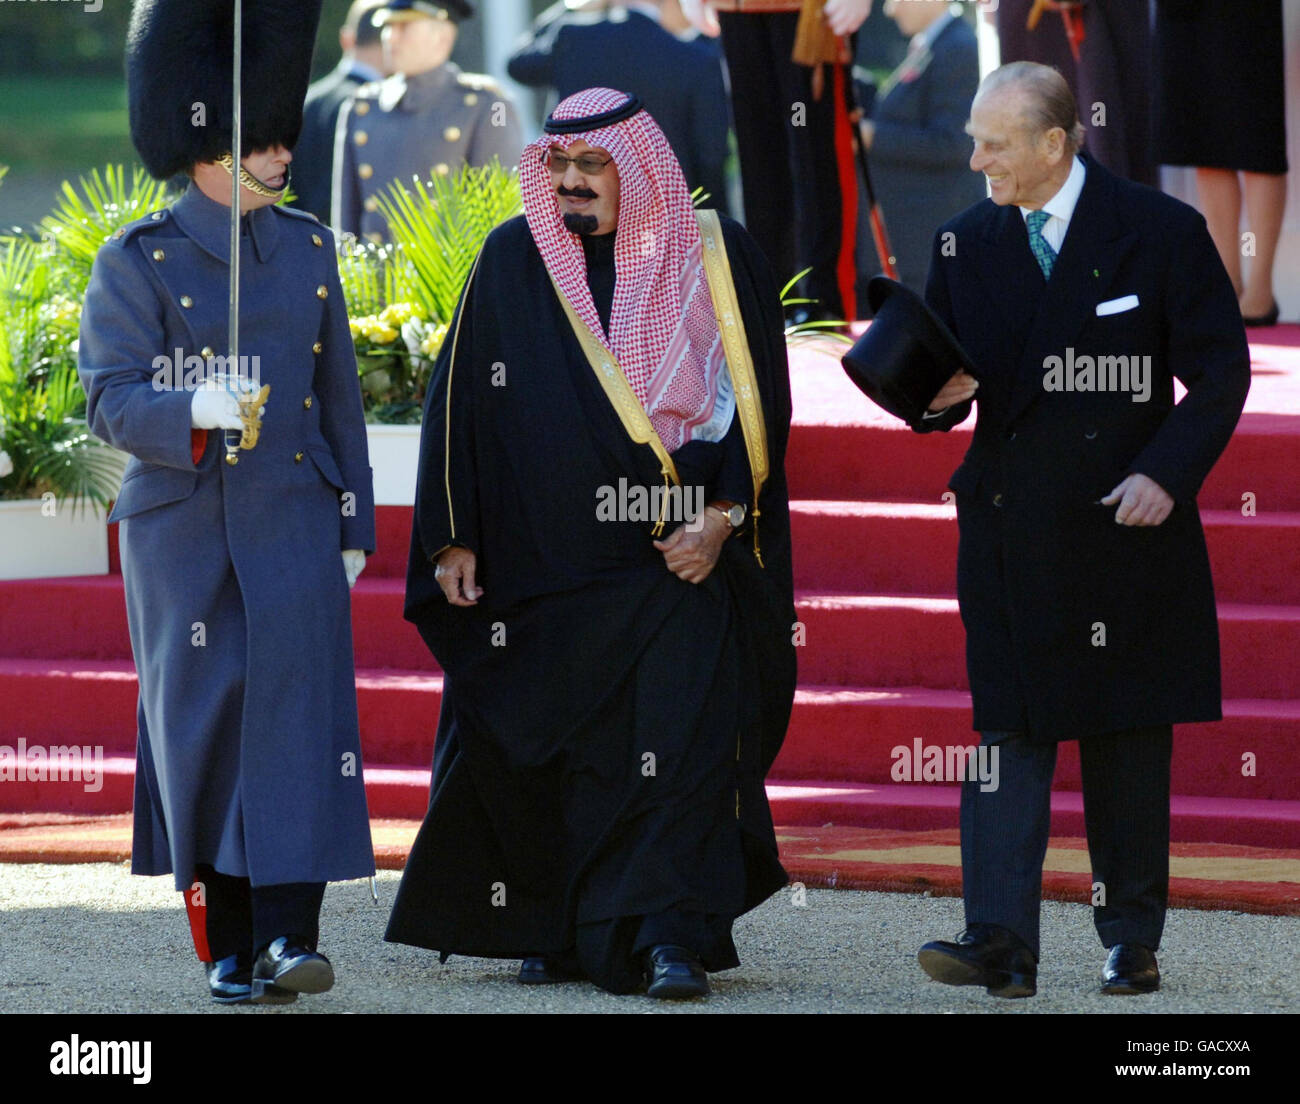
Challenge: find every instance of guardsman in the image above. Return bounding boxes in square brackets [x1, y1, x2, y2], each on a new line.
[333, 0, 525, 242]
[78, 0, 376, 1005]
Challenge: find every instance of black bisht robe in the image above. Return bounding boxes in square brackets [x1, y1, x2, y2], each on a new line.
[385, 213, 796, 993]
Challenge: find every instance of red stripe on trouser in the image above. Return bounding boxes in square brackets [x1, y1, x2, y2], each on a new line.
[831, 63, 859, 321]
[183, 878, 212, 963]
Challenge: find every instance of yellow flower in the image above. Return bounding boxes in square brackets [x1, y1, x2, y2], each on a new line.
[420, 323, 449, 357]
[379, 302, 421, 327]
[368, 323, 399, 345]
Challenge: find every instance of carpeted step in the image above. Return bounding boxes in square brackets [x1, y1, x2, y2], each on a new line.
[781, 340, 1300, 510]
[788, 501, 1300, 605]
[792, 593, 1300, 698]
[3, 659, 1297, 801]
[3, 751, 1295, 849]
[762, 782, 1300, 849]
[5, 578, 1295, 699]
[776, 687, 1300, 801]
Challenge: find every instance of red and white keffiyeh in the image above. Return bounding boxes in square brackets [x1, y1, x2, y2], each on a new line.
[520, 87, 729, 453]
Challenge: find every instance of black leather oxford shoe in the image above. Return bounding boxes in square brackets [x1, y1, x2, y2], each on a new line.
[518, 955, 584, 985]
[644, 944, 709, 999]
[251, 936, 334, 1004]
[917, 923, 1038, 998]
[206, 952, 252, 1004]
[1102, 944, 1160, 995]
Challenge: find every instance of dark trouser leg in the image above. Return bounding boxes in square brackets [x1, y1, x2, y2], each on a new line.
[252, 882, 326, 953]
[187, 863, 253, 963]
[961, 731, 1056, 957]
[718, 13, 797, 286]
[1079, 724, 1172, 950]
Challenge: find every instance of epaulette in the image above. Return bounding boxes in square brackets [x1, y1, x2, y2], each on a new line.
[456, 71, 501, 94]
[274, 203, 322, 226]
[108, 207, 173, 246]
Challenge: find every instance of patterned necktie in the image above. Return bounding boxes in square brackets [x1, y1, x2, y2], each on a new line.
[1026, 209, 1056, 280]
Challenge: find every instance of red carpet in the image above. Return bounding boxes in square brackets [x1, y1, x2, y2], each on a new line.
[2, 813, 1296, 917]
[1, 326, 1297, 855]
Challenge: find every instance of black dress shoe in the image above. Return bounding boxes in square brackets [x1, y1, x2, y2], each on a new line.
[644, 944, 709, 999]
[518, 955, 583, 985]
[205, 952, 252, 1004]
[1102, 944, 1160, 995]
[917, 923, 1038, 998]
[251, 935, 334, 1004]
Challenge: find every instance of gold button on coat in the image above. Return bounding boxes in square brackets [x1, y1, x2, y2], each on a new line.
[313, 341, 323, 354]
[355, 131, 368, 146]
[180, 295, 194, 308]
[355, 101, 370, 116]
[200, 346, 215, 358]
[311, 234, 323, 247]
[358, 163, 374, 180]
[294, 451, 304, 463]
[152, 249, 165, 261]
[303, 396, 313, 409]
[464, 93, 478, 106]
[433, 162, 450, 176]
[444, 126, 461, 142]
[316, 285, 328, 299]
[364, 197, 379, 213]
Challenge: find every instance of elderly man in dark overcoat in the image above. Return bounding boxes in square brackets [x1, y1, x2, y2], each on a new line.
[913, 62, 1249, 997]
[77, 0, 376, 1005]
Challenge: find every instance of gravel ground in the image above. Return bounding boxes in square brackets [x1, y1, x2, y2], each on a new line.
[0, 863, 1295, 1015]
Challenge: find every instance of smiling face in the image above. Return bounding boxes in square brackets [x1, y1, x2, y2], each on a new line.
[967, 87, 1069, 209]
[548, 139, 621, 236]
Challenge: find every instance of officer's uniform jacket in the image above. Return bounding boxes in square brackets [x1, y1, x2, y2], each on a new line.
[332, 62, 525, 241]
[77, 184, 377, 889]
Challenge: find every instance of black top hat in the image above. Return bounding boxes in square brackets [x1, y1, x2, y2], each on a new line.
[372, 0, 474, 25]
[127, 0, 325, 181]
[841, 276, 978, 427]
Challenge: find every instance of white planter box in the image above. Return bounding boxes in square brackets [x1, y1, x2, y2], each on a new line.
[366, 424, 421, 506]
[0, 498, 109, 580]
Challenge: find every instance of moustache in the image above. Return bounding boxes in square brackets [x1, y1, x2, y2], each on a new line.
[557, 185, 599, 200]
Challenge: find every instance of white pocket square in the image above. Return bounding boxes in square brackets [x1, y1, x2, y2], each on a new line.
[1096, 294, 1139, 316]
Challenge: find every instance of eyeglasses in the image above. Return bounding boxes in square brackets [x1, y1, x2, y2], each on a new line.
[544, 149, 614, 176]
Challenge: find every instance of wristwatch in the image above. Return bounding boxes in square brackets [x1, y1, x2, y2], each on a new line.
[709, 501, 747, 530]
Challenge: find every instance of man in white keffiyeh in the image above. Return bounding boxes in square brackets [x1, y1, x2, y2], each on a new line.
[389, 87, 798, 1000]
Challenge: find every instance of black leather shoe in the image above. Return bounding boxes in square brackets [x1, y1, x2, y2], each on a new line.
[205, 952, 252, 1004]
[1102, 944, 1159, 994]
[644, 944, 709, 999]
[518, 955, 583, 985]
[251, 935, 334, 1004]
[918, 923, 1038, 998]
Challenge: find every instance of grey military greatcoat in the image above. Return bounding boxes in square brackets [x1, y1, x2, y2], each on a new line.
[332, 62, 525, 241]
[78, 184, 377, 889]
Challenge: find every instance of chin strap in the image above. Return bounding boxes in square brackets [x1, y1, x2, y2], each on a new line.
[216, 153, 286, 200]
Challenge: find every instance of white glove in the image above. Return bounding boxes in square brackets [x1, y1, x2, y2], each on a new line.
[680, 0, 720, 37]
[342, 549, 366, 589]
[190, 388, 244, 430]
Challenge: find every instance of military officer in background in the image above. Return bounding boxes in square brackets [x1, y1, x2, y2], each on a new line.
[293, 0, 390, 222]
[333, 0, 526, 242]
[79, 0, 376, 1006]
